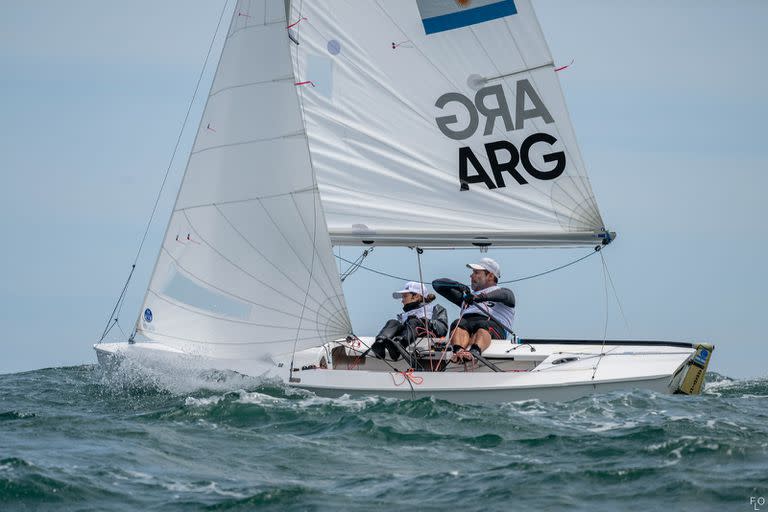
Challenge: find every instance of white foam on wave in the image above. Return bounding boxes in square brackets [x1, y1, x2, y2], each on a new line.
[704, 377, 737, 392]
[109, 469, 156, 484]
[586, 420, 639, 433]
[162, 480, 246, 499]
[98, 356, 269, 396]
[111, 468, 246, 499]
[184, 395, 225, 407]
[499, 399, 546, 415]
[294, 393, 388, 410]
[235, 390, 287, 406]
[182, 388, 388, 410]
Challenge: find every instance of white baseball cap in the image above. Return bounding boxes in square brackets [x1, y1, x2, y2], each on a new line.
[392, 281, 429, 299]
[467, 257, 501, 279]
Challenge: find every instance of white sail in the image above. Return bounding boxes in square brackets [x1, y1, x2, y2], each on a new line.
[290, 0, 610, 247]
[135, 0, 351, 359]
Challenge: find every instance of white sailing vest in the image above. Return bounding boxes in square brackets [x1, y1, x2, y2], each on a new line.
[397, 302, 434, 324]
[464, 285, 515, 330]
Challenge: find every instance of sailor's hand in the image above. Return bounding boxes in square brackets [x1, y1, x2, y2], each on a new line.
[462, 291, 474, 304]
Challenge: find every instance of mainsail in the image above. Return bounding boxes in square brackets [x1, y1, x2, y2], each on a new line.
[291, 0, 610, 246]
[135, 0, 350, 358]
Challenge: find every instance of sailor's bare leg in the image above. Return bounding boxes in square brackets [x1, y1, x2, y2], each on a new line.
[471, 329, 492, 353]
[450, 327, 470, 349]
[450, 327, 470, 362]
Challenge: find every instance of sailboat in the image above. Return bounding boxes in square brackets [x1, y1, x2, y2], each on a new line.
[95, 0, 713, 403]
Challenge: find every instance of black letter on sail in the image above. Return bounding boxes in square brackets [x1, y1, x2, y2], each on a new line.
[459, 147, 496, 191]
[520, 133, 566, 180]
[485, 140, 528, 187]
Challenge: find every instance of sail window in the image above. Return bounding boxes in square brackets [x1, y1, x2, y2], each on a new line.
[162, 266, 252, 320]
[306, 55, 333, 99]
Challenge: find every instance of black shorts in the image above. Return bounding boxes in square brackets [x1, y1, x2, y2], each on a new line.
[450, 314, 506, 339]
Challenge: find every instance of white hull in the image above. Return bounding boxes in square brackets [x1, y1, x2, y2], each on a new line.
[94, 337, 711, 403]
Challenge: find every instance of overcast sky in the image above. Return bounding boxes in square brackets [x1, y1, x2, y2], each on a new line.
[1, 1, 766, 377]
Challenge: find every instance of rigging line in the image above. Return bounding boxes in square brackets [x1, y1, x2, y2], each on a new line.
[290, 186, 320, 382]
[130, 0, 229, 267]
[339, 248, 373, 282]
[500, 247, 601, 284]
[333, 247, 602, 285]
[414, 247, 434, 371]
[98, 264, 135, 342]
[288, 11, 352, 305]
[126, 0, 232, 342]
[101, 319, 118, 342]
[115, 321, 127, 340]
[335, 254, 414, 282]
[592, 250, 611, 380]
[348, 334, 416, 399]
[372, 2, 599, 227]
[599, 249, 631, 334]
[292, 1, 353, 351]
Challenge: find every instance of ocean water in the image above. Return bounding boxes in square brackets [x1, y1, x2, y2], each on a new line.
[1, 364, 766, 512]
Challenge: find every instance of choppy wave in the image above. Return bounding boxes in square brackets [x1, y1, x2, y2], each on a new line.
[1, 366, 766, 511]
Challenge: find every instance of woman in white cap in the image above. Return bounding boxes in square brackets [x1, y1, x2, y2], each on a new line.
[369, 281, 448, 361]
[432, 257, 516, 363]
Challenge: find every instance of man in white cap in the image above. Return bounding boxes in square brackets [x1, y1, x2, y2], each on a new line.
[432, 258, 515, 362]
[369, 281, 448, 361]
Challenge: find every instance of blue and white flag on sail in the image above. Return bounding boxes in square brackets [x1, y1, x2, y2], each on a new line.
[417, 0, 518, 35]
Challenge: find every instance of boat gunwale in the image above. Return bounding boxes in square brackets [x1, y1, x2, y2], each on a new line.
[516, 339, 709, 349]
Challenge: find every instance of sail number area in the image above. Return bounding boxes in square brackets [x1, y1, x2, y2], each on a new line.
[434, 79, 565, 191]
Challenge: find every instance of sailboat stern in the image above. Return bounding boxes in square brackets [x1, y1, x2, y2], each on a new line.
[675, 343, 714, 395]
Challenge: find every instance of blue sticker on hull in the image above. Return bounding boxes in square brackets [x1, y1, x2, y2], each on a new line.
[693, 348, 709, 366]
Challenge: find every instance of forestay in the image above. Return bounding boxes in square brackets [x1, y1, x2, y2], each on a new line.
[290, 0, 610, 247]
[135, 0, 351, 359]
